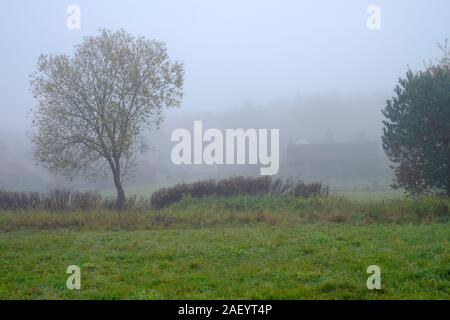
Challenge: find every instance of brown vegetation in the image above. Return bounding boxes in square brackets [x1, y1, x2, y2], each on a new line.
[150, 176, 329, 209]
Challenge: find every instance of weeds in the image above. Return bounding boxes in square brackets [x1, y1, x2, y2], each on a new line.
[0, 195, 448, 231]
[0, 190, 151, 212]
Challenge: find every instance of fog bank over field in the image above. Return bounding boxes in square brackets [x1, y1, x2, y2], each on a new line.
[0, 0, 449, 191]
[1, 93, 390, 191]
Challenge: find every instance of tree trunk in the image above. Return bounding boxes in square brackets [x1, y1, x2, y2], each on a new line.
[113, 173, 126, 210]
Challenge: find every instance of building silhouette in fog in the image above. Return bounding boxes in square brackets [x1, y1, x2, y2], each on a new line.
[286, 142, 390, 181]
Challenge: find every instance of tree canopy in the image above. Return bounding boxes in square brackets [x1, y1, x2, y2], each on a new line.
[31, 29, 184, 209]
[382, 42, 450, 195]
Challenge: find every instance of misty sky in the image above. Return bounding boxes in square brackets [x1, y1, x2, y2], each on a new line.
[0, 0, 449, 132]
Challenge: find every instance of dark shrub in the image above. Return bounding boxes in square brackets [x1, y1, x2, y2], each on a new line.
[151, 176, 328, 209]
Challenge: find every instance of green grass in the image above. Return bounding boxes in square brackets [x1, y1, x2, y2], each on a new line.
[0, 195, 449, 299]
[0, 224, 448, 299]
[334, 190, 405, 201]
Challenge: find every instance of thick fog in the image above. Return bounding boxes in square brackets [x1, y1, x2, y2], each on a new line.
[0, 1, 449, 192]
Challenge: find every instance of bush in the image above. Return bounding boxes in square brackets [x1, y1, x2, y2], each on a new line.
[0, 190, 104, 211]
[150, 176, 328, 209]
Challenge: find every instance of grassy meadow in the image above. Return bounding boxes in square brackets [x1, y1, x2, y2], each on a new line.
[0, 194, 449, 299]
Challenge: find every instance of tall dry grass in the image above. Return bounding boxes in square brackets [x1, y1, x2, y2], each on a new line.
[0, 190, 151, 211]
[0, 195, 448, 231]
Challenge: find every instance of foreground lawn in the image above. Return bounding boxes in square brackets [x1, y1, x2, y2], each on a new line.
[0, 224, 448, 299]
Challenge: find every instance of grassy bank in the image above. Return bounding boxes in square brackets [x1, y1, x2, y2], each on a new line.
[0, 195, 448, 231]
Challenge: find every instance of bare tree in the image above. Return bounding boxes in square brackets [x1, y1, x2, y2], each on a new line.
[30, 29, 184, 209]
